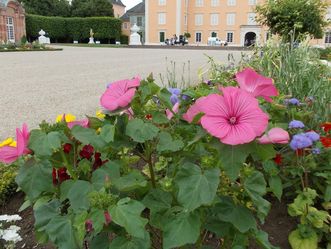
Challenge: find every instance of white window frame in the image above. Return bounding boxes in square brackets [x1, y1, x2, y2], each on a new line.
[227, 0, 236, 6]
[195, 14, 203, 26]
[247, 12, 256, 25]
[184, 15, 187, 26]
[211, 0, 219, 7]
[226, 13, 235, 26]
[6, 17, 15, 43]
[325, 31, 331, 44]
[210, 13, 219, 26]
[196, 0, 203, 7]
[158, 13, 166, 25]
[226, 32, 234, 43]
[195, 32, 202, 43]
[248, 0, 257, 5]
[159, 0, 166, 5]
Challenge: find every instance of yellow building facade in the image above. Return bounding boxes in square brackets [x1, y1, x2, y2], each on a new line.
[145, 0, 331, 47]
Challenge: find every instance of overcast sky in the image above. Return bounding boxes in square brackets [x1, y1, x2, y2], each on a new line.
[122, 0, 142, 11]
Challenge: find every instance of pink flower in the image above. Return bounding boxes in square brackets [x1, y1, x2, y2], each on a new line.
[235, 68, 278, 102]
[183, 97, 208, 123]
[123, 107, 134, 120]
[100, 76, 141, 111]
[0, 124, 30, 164]
[166, 102, 180, 120]
[67, 119, 89, 129]
[258, 128, 290, 144]
[200, 87, 269, 145]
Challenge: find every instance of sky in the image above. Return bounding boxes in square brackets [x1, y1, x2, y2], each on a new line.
[122, 0, 142, 11]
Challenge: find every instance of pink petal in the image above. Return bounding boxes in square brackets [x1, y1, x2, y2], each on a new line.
[254, 84, 279, 103]
[16, 123, 30, 156]
[67, 119, 89, 129]
[201, 115, 231, 140]
[124, 107, 134, 120]
[258, 128, 290, 144]
[0, 146, 19, 164]
[222, 123, 257, 145]
[166, 102, 180, 120]
[127, 76, 141, 88]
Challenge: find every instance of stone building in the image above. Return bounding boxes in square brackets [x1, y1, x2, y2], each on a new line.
[111, 0, 126, 18]
[0, 0, 25, 43]
[121, 1, 145, 43]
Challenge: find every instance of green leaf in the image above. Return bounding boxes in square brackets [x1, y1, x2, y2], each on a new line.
[125, 119, 159, 143]
[216, 143, 253, 181]
[34, 199, 61, 230]
[142, 188, 173, 212]
[151, 111, 169, 124]
[269, 176, 283, 201]
[253, 143, 277, 161]
[324, 185, 331, 202]
[214, 197, 256, 233]
[91, 161, 121, 190]
[114, 170, 147, 192]
[159, 88, 173, 109]
[16, 159, 54, 201]
[109, 232, 150, 249]
[60, 180, 74, 202]
[289, 229, 318, 249]
[29, 130, 62, 156]
[109, 198, 148, 239]
[73, 211, 88, 245]
[71, 126, 106, 150]
[90, 233, 110, 249]
[157, 131, 184, 153]
[139, 80, 160, 103]
[175, 162, 220, 211]
[45, 215, 79, 249]
[67, 180, 92, 212]
[100, 124, 115, 143]
[253, 230, 279, 249]
[89, 209, 106, 234]
[162, 211, 201, 249]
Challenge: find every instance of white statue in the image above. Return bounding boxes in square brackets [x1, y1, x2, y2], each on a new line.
[88, 29, 95, 44]
[129, 23, 142, 45]
[38, 29, 50, 44]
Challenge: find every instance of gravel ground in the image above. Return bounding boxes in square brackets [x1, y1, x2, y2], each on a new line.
[0, 46, 247, 139]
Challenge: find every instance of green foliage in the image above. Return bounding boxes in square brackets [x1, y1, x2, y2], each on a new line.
[120, 35, 129, 45]
[256, 0, 329, 41]
[20, 0, 71, 17]
[70, 0, 114, 17]
[0, 165, 17, 205]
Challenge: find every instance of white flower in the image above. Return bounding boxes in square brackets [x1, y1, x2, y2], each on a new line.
[0, 215, 22, 222]
[1, 229, 22, 243]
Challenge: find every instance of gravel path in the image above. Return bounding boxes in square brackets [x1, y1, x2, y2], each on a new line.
[0, 46, 246, 139]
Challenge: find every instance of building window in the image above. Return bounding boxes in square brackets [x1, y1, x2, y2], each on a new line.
[226, 13, 235, 25]
[196, 32, 202, 42]
[325, 32, 331, 44]
[210, 14, 219, 26]
[247, 13, 256, 25]
[158, 13, 166, 25]
[211, 0, 219, 7]
[195, 14, 203, 26]
[159, 31, 165, 42]
[211, 32, 217, 37]
[122, 23, 128, 29]
[159, 0, 166, 5]
[227, 32, 234, 42]
[248, 0, 257, 5]
[6, 17, 15, 42]
[137, 16, 143, 26]
[227, 0, 236, 6]
[196, 0, 203, 7]
[184, 15, 187, 25]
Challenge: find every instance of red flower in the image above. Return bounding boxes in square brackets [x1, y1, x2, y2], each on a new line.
[85, 219, 93, 233]
[321, 136, 331, 148]
[104, 211, 112, 226]
[52, 167, 70, 186]
[63, 143, 72, 154]
[321, 122, 331, 133]
[80, 145, 94, 160]
[145, 114, 153, 120]
[273, 154, 282, 165]
[93, 152, 108, 170]
[52, 168, 58, 185]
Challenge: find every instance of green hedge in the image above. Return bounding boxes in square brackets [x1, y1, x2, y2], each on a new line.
[120, 35, 129, 45]
[26, 14, 122, 43]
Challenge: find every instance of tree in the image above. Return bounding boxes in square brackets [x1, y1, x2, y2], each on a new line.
[256, 0, 329, 41]
[70, 0, 114, 17]
[20, 0, 71, 17]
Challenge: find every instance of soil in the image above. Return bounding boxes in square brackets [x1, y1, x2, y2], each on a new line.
[1, 193, 296, 249]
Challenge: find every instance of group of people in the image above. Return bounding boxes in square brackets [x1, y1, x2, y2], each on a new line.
[165, 34, 179, 45]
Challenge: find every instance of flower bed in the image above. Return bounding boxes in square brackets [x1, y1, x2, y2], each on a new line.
[0, 42, 62, 52]
[0, 44, 330, 249]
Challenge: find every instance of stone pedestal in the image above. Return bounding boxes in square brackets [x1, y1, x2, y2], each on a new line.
[129, 23, 141, 45]
[88, 37, 94, 44]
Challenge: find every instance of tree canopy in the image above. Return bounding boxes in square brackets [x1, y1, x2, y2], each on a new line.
[70, 0, 114, 17]
[20, 0, 71, 17]
[256, 0, 330, 41]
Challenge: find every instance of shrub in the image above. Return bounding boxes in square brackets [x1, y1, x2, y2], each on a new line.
[120, 35, 129, 45]
[0, 165, 17, 205]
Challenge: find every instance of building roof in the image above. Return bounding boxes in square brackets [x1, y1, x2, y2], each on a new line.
[120, 1, 145, 20]
[111, 0, 125, 7]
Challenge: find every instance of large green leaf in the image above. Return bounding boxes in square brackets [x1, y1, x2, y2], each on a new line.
[253, 143, 277, 162]
[100, 124, 115, 143]
[45, 215, 79, 249]
[114, 170, 147, 192]
[253, 230, 279, 249]
[16, 159, 54, 201]
[89, 209, 106, 234]
[91, 161, 121, 190]
[71, 126, 106, 150]
[125, 119, 159, 143]
[216, 143, 253, 181]
[214, 197, 256, 233]
[175, 162, 220, 211]
[289, 229, 318, 249]
[162, 211, 201, 249]
[157, 132, 184, 153]
[142, 188, 173, 212]
[269, 176, 283, 201]
[66, 180, 92, 212]
[151, 111, 169, 124]
[34, 199, 61, 230]
[109, 232, 150, 249]
[109, 198, 148, 239]
[90, 233, 110, 249]
[29, 130, 62, 157]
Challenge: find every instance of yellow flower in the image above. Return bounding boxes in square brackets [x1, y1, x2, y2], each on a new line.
[96, 128, 102, 134]
[96, 110, 106, 119]
[56, 114, 76, 123]
[0, 138, 17, 148]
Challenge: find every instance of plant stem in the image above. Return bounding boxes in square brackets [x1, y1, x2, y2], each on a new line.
[148, 157, 156, 188]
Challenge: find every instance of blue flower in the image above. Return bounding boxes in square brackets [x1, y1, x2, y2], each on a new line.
[182, 94, 190, 101]
[204, 80, 212, 85]
[168, 88, 181, 95]
[289, 120, 305, 129]
[312, 148, 321, 154]
[304, 131, 320, 142]
[285, 98, 300, 106]
[290, 133, 313, 150]
[170, 94, 179, 105]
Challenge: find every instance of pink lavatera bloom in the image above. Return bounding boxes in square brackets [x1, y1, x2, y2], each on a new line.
[258, 128, 290, 144]
[0, 124, 30, 164]
[100, 77, 141, 111]
[183, 96, 208, 123]
[235, 68, 278, 102]
[67, 119, 89, 129]
[166, 102, 180, 120]
[200, 87, 269, 145]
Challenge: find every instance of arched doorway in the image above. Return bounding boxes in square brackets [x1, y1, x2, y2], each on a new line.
[244, 32, 256, 47]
